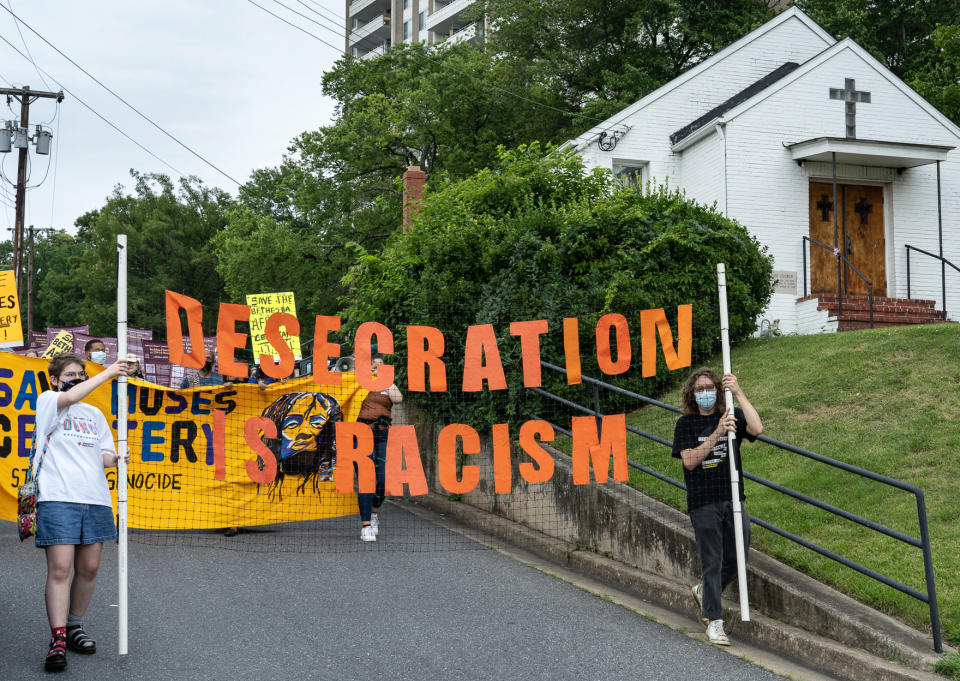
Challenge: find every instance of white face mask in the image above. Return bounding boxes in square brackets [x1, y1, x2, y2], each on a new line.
[90, 350, 107, 364]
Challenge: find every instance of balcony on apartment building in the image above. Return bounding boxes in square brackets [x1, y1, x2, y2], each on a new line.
[359, 40, 391, 58]
[443, 21, 481, 45]
[350, 11, 391, 47]
[347, 0, 390, 23]
[424, 0, 475, 36]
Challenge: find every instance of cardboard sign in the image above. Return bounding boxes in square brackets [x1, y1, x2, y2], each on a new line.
[0, 270, 23, 348]
[246, 291, 301, 363]
[41, 330, 74, 358]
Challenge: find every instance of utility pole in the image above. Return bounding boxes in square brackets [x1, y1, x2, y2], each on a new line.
[27, 224, 34, 334]
[0, 86, 63, 296]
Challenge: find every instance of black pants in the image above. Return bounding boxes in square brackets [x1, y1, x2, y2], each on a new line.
[689, 500, 751, 621]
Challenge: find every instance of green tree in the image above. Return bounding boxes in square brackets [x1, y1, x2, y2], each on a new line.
[476, 0, 774, 122]
[342, 145, 774, 426]
[797, 0, 960, 124]
[39, 172, 233, 337]
[217, 42, 573, 321]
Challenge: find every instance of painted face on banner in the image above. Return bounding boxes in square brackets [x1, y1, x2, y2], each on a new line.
[279, 393, 336, 460]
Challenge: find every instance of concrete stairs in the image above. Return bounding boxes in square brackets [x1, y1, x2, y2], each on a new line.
[797, 294, 948, 331]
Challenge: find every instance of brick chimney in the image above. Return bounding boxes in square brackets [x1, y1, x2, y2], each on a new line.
[402, 165, 427, 233]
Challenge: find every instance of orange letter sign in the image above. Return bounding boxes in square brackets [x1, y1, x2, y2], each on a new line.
[571, 414, 627, 485]
[165, 290, 205, 369]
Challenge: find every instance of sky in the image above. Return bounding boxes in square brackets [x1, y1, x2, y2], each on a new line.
[0, 0, 346, 236]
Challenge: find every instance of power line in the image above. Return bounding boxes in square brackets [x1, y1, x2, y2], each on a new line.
[250, 0, 607, 124]
[5, 0, 51, 90]
[0, 33, 186, 177]
[0, 4, 240, 185]
[245, 0, 346, 54]
[275, 0, 383, 54]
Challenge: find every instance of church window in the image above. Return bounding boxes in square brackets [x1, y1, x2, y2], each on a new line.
[613, 162, 646, 189]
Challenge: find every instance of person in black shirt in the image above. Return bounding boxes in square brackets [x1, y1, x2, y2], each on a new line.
[672, 367, 762, 645]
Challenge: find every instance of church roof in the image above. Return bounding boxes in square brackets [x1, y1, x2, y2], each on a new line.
[669, 62, 801, 145]
[563, 6, 836, 152]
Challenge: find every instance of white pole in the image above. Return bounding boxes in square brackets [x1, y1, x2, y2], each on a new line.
[716, 263, 750, 622]
[116, 235, 129, 654]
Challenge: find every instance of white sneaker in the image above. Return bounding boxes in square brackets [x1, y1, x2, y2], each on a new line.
[706, 619, 730, 646]
[370, 514, 379, 536]
[691, 583, 708, 626]
[360, 526, 376, 542]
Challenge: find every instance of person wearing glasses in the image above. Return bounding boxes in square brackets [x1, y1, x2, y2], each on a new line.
[32, 352, 132, 671]
[672, 368, 762, 646]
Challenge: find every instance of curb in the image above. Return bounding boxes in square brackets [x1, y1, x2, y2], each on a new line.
[409, 494, 948, 681]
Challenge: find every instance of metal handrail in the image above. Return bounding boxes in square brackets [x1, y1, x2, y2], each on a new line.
[534, 361, 942, 652]
[802, 236, 874, 328]
[905, 244, 959, 316]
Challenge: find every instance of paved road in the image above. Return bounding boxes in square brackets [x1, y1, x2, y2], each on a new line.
[0, 505, 785, 681]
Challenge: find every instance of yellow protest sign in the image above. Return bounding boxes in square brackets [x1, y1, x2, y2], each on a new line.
[0, 270, 23, 348]
[0, 355, 368, 529]
[41, 330, 74, 358]
[246, 291, 301, 362]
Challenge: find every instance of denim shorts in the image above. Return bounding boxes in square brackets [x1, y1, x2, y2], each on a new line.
[35, 502, 117, 547]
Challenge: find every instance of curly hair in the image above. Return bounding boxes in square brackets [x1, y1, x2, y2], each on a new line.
[257, 391, 342, 500]
[680, 367, 722, 416]
[47, 353, 87, 381]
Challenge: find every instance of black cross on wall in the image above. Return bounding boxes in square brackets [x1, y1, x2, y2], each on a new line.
[854, 197, 872, 225]
[816, 194, 833, 221]
[829, 78, 871, 138]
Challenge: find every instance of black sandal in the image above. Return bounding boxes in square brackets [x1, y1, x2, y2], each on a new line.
[44, 637, 67, 672]
[66, 625, 96, 654]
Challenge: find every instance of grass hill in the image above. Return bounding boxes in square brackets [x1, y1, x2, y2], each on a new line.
[616, 323, 959, 647]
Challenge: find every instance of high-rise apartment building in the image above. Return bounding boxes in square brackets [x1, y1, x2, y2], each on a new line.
[345, 0, 482, 59]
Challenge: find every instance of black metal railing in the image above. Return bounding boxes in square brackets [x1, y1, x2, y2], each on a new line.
[533, 360, 942, 652]
[905, 244, 959, 318]
[802, 236, 874, 328]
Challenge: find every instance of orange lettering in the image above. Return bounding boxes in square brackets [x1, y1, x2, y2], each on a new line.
[462, 324, 507, 392]
[571, 414, 627, 485]
[596, 313, 631, 375]
[406, 325, 446, 392]
[509, 319, 548, 388]
[355, 321, 394, 391]
[437, 424, 480, 494]
[312, 316, 341, 386]
[165, 290, 205, 369]
[641, 306, 692, 378]
[244, 417, 278, 485]
[384, 425, 428, 496]
[334, 422, 376, 494]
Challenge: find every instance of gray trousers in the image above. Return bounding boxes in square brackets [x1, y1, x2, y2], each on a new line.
[689, 500, 751, 621]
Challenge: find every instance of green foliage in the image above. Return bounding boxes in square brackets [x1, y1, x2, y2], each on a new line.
[221, 42, 572, 322]
[342, 145, 773, 427]
[798, 0, 960, 125]
[477, 0, 774, 122]
[37, 172, 233, 336]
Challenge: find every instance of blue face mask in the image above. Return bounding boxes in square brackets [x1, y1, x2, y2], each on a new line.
[695, 390, 717, 411]
[90, 351, 107, 364]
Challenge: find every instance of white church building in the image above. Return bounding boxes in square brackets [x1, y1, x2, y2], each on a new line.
[566, 7, 959, 333]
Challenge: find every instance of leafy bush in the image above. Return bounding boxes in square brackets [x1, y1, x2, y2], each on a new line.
[341, 144, 773, 427]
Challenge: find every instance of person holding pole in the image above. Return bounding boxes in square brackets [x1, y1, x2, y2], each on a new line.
[672, 368, 762, 645]
[33, 352, 131, 671]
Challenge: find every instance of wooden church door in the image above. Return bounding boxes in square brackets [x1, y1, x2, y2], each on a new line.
[808, 183, 886, 297]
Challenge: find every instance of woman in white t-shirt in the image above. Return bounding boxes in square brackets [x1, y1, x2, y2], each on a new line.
[33, 352, 131, 672]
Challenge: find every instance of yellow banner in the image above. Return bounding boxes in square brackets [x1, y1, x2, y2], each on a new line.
[0, 355, 367, 529]
[41, 330, 74, 358]
[0, 270, 23, 348]
[246, 291, 302, 361]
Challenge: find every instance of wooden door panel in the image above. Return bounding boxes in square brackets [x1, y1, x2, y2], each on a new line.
[842, 185, 886, 297]
[809, 182, 839, 294]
